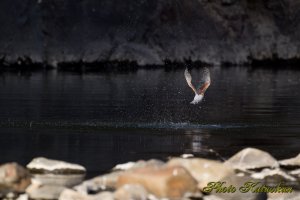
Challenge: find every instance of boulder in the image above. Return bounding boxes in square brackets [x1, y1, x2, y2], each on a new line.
[75, 159, 164, 195]
[279, 154, 300, 169]
[113, 159, 164, 171]
[225, 148, 279, 171]
[251, 168, 296, 184]
[167, 158, 235, 190]
[59, 189, 91, 200]
[290, 169, 300, 179]
[27, 157, 85, 187]
[31, 174, 85, 188]
[27, 157, 86, 174]
[26, 158, 86, 199]
[26, 182, 66, 200]
[116, 165, 198, 198]
[114, 184, 148, 200]
[74, 171, 124, 194]
[288, 169, 300, 190]
[93, 192, 115, 200]
[0, 163, 31, 194]
[16, 194, 29, 200]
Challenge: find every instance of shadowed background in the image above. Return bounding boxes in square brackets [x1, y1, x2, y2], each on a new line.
[1, 0, 300, 65]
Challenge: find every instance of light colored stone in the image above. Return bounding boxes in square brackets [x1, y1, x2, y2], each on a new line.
[180, 154, 194, 159]
[290, 169, 300, 179]
[113, 162, 136, 171]
[279, 154, 300, 168]
[27, 158, 85, 188]
[27, 157, 86, 174]
[26, 182, 66, 200]
[59, 189, 89, 200]
[0, 162, 31, 194]
[33, 174, 84, 187]
[4, 192, 18, 199]
[16, 194, 29, 200]
[146, 194, 160, 200]
[116, 165, 198, 198]
[251, 168, 296, 183]
[93, 192, 114, 200]
[74, 171, 124, 194]
[167, 158, 235, 190]
[113, 159, 164, 171]
[59, 189, 114, 200]
[75, 160, 164, 195]
[203, 195, 225, 200]
[225, 148, 279, 171]
[114, 184, 148, 200]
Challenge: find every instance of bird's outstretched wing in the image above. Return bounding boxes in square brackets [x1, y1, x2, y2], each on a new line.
[184, 69, 197, 94]
[197, 67, 211, 94]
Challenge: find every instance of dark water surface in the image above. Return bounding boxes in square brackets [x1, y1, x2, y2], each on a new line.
[0, 67, 300, 177]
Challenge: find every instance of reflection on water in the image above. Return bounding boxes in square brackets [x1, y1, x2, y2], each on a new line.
[0, 67, 300, 176]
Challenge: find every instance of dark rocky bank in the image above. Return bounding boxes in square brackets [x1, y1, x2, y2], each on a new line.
[1, 0, 300, 67]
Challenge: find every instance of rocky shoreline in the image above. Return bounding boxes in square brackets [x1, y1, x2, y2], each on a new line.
[1, 148, 300, 200]
[2, 0, 300, 66]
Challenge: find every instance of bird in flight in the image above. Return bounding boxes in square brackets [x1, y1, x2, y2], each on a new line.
[184, 67, 211, 104]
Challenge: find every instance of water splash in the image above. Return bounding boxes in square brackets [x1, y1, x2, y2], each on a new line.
[0, 120, 256, 130]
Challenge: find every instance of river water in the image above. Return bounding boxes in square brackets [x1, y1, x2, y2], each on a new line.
[0, 66, 299, 177]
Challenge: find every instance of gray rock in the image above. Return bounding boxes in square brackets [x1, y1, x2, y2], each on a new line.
[27, 157, 85, 188]
[279, 154, 300, 169]
[251, 168, 296, 184]
[290, 169, 300, 179]
[32, 174, 85, 188]
[225, 148, 279, 172]
[288, 169, 300, 190]
[113, 159, 164, 171]
[27, 157, 86, 174]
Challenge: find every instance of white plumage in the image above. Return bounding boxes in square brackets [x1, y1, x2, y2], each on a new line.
[184, 67, 211, 104]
